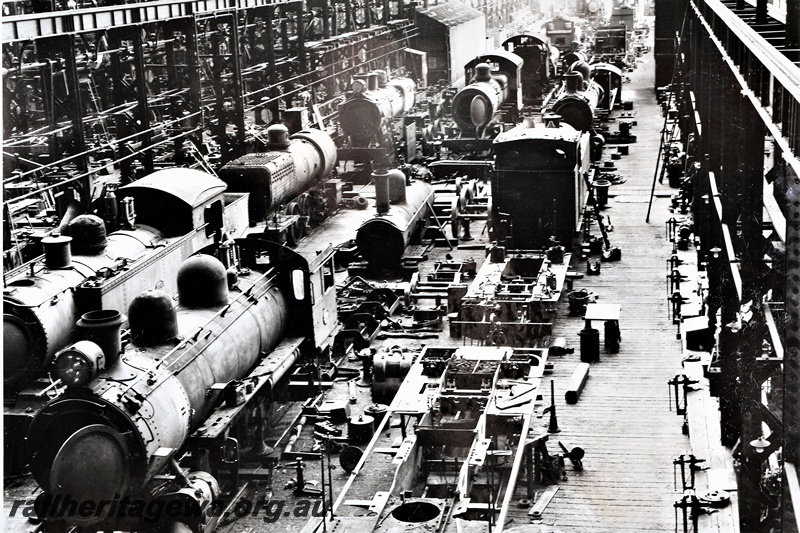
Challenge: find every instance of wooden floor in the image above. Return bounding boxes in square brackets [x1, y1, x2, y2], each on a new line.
[502, 50, 704, 532]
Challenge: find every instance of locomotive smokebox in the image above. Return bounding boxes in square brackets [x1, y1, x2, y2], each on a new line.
[76, 309, 126, 365]
[177, 255, 229, 308]
[129, 290, 178, 346]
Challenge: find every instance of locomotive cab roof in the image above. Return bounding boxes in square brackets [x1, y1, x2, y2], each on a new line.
[119, 169, 227, 237]
[119, 168, 227, 208]
[493, 123, 582, 145]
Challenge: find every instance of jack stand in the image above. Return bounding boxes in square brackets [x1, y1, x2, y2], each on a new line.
[673, 454, 706, 491]
[545, 381, 560, 433]
[284, 460, 323, 496]
[668, 291, 689, 325]
[668, 375, 699, 434]
[461, 219, 473, 241]
[667, 268, 688, 294]
[674, 490, 702, 533]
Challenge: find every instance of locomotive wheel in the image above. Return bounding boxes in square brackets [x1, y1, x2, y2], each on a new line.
[285, 202, 304, 246]
[450, 198, 461, 240]
[459, 186, 473, 212]
[297, 194, 311, 236]
[404, 272, 420, 307]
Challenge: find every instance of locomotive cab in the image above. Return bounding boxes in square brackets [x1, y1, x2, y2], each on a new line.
[492, 123, 591, 250]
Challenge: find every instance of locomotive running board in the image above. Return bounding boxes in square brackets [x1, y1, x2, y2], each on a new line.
[189, 337, 305, 441]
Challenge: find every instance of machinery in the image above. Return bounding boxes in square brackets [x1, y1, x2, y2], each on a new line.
[305, 346, 548, 533]
[491, 118, 592, 250]
[25, 239, 339, 531]
[591, 62, 624, 111]
[2, 169, 248, 392]
[337, 70, 416, 162]
[354, 168, 434, 267]
[543, 14, 584, 53]
[219, 124, 337, 224]
[549, 63, 603, 132]
[501, 33, 559, 105]
[450, 51, 523, 133]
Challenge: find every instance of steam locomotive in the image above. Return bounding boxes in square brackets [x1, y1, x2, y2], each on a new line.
[543, 13, 584, 53]
[548, 61, 603, 133]
[25, 239, 339, 532]
[501, 33, 560, 105]
[3, 168, 249, 392]
[491, 115, 594, 250]
[337, 70, 416, 164]
[219, 124, 339, 245]
[354, 168, 434, 267]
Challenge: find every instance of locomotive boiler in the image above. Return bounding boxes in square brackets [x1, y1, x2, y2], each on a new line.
[337, 70, 416, 149]
[451, 51, 523, 132]
[3, 169, 247, 391]
[25, 239, 338, 531]
[355, 168, 434, 267]
[218, 124, 337, 225]
[549, 63, 602, 132]
[491, 118, 592, 249]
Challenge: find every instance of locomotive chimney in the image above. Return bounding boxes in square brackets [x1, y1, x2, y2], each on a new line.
[374, 69, 388, 88]
[76, 309, 126, 366]
[367, 73, 380, 92]
[266, 124, 291, 150]
[544, 114, 562, 128]
[564, 72, 582, 93]
[373, 168, 391, 215]
[474, 63, 492, 82]
[42, 233, 73, 269]
[128, 290, 178, 346]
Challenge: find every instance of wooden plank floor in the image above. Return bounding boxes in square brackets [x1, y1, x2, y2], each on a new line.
[503, 49, 697, 532]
